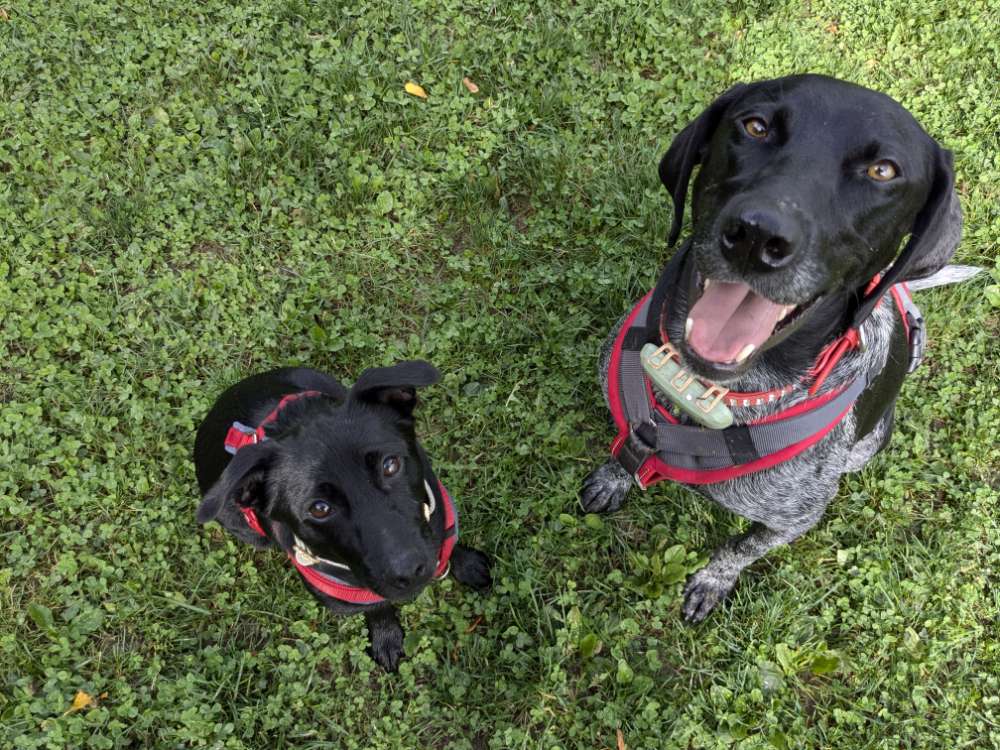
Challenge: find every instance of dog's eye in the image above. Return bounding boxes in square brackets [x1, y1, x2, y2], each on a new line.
[866, 160, 898, 182]
[742, 117, 768, 139]
[308, 500, 332, 519]
[382, 455, 401, 477]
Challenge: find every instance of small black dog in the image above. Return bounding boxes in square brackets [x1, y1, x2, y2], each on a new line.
[194, 361, 491, 671]
[581, 75, 968, 621]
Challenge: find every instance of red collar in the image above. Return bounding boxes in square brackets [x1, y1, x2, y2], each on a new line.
[224, 391, 459, 606]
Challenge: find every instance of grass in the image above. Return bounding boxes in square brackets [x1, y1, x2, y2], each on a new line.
[1, 0, 999, 747]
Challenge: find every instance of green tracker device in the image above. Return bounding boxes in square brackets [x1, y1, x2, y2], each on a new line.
[640, 342, 735, 430]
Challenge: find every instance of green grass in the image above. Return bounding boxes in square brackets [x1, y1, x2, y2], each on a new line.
[2, 0, 999, 747]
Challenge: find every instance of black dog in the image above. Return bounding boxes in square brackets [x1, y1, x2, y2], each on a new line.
[581, 75, 966, 621]
[194, 362, 491, 671]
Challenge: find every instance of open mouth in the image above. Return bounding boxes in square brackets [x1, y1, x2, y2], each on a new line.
[684, 275, 811, 365]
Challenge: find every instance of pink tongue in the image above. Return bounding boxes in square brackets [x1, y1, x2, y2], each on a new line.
[687, 281, 786, 363]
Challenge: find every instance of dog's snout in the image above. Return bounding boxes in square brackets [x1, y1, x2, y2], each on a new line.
[389, 555, 430, 590]
[720, 209, 799, 271]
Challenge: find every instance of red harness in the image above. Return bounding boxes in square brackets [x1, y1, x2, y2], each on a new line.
[608, 279, 922, 489]
[224, 391, 458, 605]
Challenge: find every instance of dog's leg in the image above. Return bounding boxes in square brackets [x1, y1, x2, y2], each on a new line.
[364, 606, 405, 672]
[682, 520, 817, 623]
[580, 457, 634, 513]
[449, 544, 492, 591]
[580, 310, 636, 514]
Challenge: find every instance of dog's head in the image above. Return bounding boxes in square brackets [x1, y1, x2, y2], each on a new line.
[659, 74, 962, 382]
[197, 361, 444, 603]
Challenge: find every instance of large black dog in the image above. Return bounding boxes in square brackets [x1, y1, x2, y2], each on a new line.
[581, 75, 966, 621]
[195, 362, 491, 671]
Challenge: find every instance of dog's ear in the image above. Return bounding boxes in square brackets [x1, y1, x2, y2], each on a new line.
[660, 83, 751, 246]
[196, 442, 277, 524]
[898, 146, 962, 282]
[350, 360, 441, 420]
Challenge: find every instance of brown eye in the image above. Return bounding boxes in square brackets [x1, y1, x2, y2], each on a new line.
[308, 500, 332, 519]
[866, 160, 898, 181]
[382, 456, 401, 477]
[743, 117, 768, 139]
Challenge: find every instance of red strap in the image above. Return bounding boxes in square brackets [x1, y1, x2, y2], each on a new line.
[241, 506, 267, 537]
[257, 391, 322, 436]
[889, 284, 911, 339]
[434, 482, 458, 578]
[807, 328, 861, 395]
[292, 558, 386, 604]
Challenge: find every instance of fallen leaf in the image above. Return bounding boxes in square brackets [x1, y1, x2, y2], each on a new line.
[825, 21, 839, 34]
[462, 77, 479, 94]
[404, 81, 427, 99]
[617, 728, 626, 750]
[64, 690, 97, 715]
[0, 8, 9, 21]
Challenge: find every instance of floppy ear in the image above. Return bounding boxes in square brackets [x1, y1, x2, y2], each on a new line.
[196, 442, 277, 524]
[897, 146, 962, 282]
[350, 360, 441, 420]
[659, 83, 751, 246]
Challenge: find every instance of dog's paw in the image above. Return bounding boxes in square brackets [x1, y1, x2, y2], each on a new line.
[450, 544, 492, 592]
[682, 565, 738, 623]
[366, 616, 405, 672]
[579, 461, 632, 514]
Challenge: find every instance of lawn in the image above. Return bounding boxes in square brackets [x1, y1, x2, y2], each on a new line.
[2, 0, 999, 748]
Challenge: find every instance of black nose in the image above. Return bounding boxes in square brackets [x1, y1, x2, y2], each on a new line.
[390, 557, 430, 590]
[720, 209, 799, 271]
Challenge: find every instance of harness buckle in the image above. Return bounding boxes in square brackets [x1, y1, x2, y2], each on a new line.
[224, 422, 260, 455]
[906, 312, 925, 373]
[616, 423, 657, 488]
[696, 384, 730, 414]
[670, 370, 696, 391]
[645, 342, 681, 370]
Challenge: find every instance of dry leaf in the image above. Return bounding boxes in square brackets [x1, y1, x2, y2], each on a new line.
[462, 77, 479, 94]
[825, 21, 839, 34]
[404, 81, 428, 99]
[616, 728, 626, 750]
[64, 690, 97, 715]
[0, 8, 9, 21]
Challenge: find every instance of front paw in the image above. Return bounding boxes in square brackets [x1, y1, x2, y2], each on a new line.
[682, 565, 738, 623]
[367, 615, 405, 672]
[579, 461, 632, 513]
[450, 544, 492, 592]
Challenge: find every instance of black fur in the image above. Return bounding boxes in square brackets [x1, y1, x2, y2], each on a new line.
[581, 75, 962, 621]
[194, 363, 491, 671]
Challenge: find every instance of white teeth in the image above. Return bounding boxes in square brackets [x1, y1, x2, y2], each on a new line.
[778, 305, 794, 322]
[736, 344, 756, 363]
[704, 279, 712, 290]
[685, 317, 693, 338]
